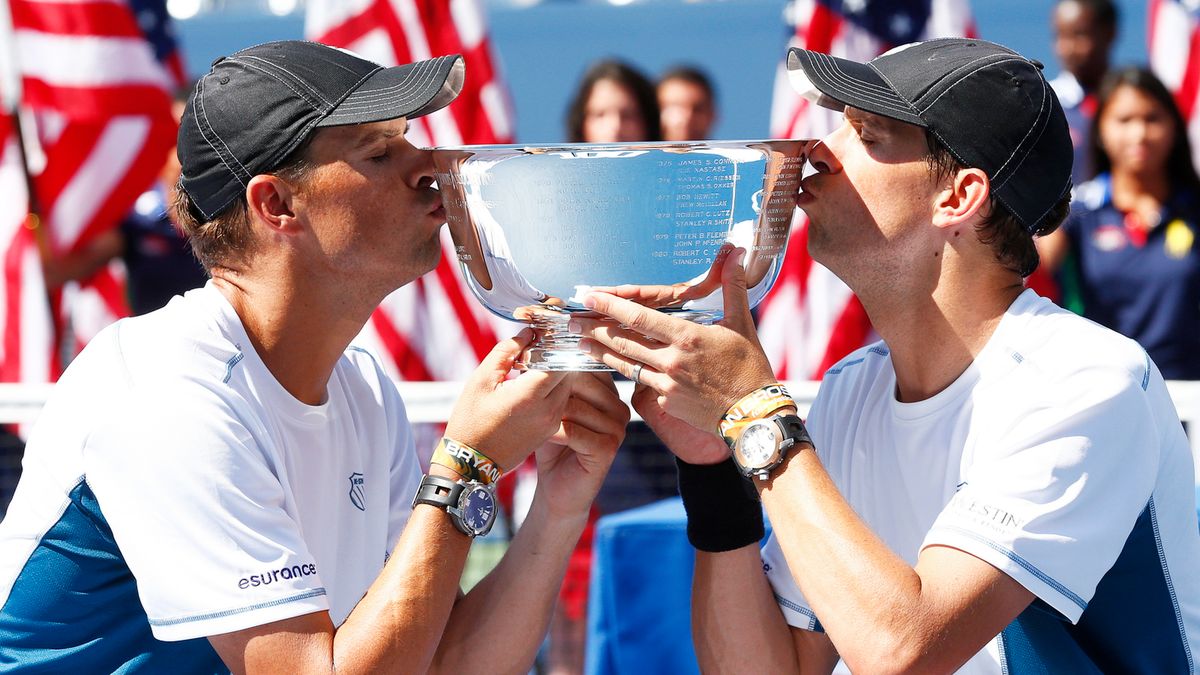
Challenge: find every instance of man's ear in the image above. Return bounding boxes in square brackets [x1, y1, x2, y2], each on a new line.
[245, 175, 299, 234]
[932, 167, 990, 230]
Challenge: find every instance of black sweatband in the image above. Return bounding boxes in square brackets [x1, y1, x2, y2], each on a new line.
[676, 457, 765, 552]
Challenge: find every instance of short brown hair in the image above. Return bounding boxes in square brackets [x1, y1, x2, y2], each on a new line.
[173, 140, 315, 272]
[925, 131, 1070, 277]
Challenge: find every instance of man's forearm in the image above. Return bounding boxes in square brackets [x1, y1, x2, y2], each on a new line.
[757, 449, 1031, 674]
[330, 498, 472, 675]
[692, 545, 804, 673]
[430, 493, 589, 675]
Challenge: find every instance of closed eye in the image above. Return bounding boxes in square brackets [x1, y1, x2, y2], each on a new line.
[851, 121, 875, 147]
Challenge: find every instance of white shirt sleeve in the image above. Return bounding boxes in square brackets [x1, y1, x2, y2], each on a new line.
[922, 364, 1160, 624]
[84, 384, 330, 642]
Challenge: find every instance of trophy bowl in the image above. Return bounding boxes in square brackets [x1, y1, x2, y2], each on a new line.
[432, 140, 808, 370]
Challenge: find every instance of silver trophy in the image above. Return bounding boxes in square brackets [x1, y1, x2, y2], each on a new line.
[432, 140, 808, 370]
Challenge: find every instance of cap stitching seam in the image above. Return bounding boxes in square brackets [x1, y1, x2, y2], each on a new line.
[990, 75, 1049, 188]
[324, 59, 439, 115]
[917, 55, 1034, 113]
[240, 55, 335, 108]
[995, 98, 1070, 230]
[813, 58, 914, 114]
[925, 126, 977, 180]
[261, 113, 324, 180]
[813, 53, 900, 96]
[194, 78, 252, 186]
[809, 55, 918, 118]
[329, 61, 434, 109]
[235, 59, 326, 112]
[868, 61, 923, 118]
[319, 68, 383, 118]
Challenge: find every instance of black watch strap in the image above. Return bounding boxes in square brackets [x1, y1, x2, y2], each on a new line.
[412, 474, 464, 510]
[777, 414, 812, 449]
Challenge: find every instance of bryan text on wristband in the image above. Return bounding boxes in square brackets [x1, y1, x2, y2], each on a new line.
[430, 437, 502, 486]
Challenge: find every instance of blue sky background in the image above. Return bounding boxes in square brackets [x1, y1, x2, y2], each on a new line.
[177, 0, 1150, 143]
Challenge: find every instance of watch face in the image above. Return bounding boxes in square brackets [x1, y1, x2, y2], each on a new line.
[738, 420, 779, 468]
[460, 485, 496, 535]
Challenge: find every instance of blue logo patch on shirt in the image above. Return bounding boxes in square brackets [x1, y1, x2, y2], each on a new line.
[349, 473, 365, 511]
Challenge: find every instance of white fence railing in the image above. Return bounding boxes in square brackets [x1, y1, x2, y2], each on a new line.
[4, 379, 1200, 480]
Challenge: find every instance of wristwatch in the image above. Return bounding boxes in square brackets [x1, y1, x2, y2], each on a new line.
[731, 413, 812, 481]
[412, 474, 497, 538]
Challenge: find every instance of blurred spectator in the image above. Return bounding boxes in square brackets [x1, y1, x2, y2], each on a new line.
[566, 59, 661, 143]
[42, 94, 207, 315]
[1039, 67, 1200, 380]
[1050, 0, 1117, 184]
[657, 65, 718, 141]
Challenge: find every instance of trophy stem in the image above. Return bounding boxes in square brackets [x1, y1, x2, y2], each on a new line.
[518, 314, 614, 371]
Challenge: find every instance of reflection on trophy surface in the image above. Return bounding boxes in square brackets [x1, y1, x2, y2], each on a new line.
[432, 140, 808, 370]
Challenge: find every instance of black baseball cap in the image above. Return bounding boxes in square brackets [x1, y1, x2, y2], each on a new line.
[787, 38, 1073, 235]
[179, 40, 464, 221]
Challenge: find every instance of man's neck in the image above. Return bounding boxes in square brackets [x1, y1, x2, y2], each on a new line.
[861, 274, 1023, 404]
[1110, 169, 1171, 219]
[211, 266, 377, 406]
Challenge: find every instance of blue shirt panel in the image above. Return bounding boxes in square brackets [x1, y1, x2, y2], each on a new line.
[0, 481, 226, 674]
[1062, 99, 1093, 185]
[1063, 176, 1200, 379]
[1000, 499, 1192, 674]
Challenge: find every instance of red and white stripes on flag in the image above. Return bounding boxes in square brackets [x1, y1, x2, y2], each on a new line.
[1149, 0, 1200, 171]
[0, 110, 52, 386]
[307, 0, 516, 382]
[4, 0, 179, 372]
[758, 0, 975, 380]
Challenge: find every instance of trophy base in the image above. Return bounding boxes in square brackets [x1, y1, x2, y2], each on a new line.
[517, 314, 612, 371]
[515, 311, 718, 371]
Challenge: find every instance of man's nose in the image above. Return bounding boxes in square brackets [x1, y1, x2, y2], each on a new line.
[805, 137, 840, 175]
[415, 148, 437, 189]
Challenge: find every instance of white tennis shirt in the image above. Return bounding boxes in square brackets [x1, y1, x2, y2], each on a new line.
[763, 289, 1200, 673]
[0, 283, 421, 671]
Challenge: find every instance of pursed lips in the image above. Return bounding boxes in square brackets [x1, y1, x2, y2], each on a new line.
[427, 189, 444, 217]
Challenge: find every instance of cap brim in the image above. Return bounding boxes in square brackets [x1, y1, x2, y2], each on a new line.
[317, 54, 465, 127]
[786, 48, 924, 127]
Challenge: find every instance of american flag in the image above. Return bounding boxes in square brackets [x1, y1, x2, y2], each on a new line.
[0, 109, 52, 387]
[1, 0, 180, 378]
[758, 0, 975, 380]
[1150, 0, 1200, 171]
[306, 0, 516, 383]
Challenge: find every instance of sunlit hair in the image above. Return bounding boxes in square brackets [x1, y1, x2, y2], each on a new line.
[173, 138, 315, 272]
[925, 131, 1071, 277]
[1088, 66, 1200, 194]
[565, 59, 662, 143]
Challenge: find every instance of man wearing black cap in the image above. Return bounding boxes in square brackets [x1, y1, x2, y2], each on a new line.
[0, 41, 628, 673]
[574, 38, 1200, 672]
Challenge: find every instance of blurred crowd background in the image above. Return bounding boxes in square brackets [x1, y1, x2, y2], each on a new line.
[174, 0, 1152, 143]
